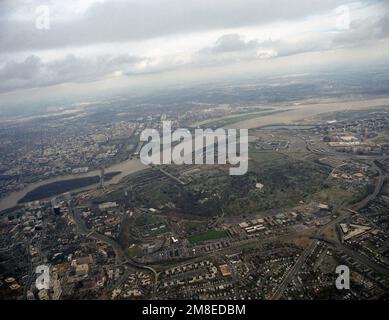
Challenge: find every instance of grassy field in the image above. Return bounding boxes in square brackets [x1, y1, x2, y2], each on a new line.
[312, 186, 355, 204]
[249, 150, 288, 165]
[188, 230, 228, 244]
[128, 245, 142, 258]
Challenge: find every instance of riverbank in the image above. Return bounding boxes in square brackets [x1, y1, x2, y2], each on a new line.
[0, 158, 147, 212]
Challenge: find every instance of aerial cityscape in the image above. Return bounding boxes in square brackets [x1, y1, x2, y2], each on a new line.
[0, 0, 389, 304]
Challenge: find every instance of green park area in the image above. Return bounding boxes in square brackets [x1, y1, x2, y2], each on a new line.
[188, 230, 228, 244]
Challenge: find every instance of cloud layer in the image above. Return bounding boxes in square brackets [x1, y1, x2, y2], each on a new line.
[0, 0, 388, 94]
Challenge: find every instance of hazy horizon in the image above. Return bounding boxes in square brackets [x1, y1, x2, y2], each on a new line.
[1, 0, 389, 110]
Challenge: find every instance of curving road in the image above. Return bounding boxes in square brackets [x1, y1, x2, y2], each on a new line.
[70, 207, 159, 297]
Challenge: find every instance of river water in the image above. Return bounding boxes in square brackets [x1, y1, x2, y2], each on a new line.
[1, 96, 388, 212]
[0, 159, 147, 212]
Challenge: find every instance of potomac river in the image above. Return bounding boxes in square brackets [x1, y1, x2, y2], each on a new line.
[0, 158, 147, 212]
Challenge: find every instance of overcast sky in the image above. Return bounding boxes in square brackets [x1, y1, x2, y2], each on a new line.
[0, 0, 389, 104]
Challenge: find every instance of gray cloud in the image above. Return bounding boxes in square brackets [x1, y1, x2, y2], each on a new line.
[203, 34, 260, 54]
[333, 12, 389, 47]
[0, 56, 41, 80]
[0, 0, 388, 94]
[199, 33, 329, 64]
[382, 14, 389, 34]
[0, 54, 145, 92]
[0, 0, 355, 53]
[197, 7, 389, 66]
[197, 34, 276, 67]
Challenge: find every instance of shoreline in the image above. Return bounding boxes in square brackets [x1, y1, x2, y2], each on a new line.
[0, 158, 147, 212]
